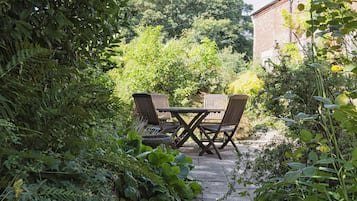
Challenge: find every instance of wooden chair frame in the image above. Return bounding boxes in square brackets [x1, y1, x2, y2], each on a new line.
[132, 93, 180, 135]
[198, 95, 248, 159]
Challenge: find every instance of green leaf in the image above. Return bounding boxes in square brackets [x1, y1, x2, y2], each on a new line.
[178, 165, 190, 179]
[283, 93, 297, 99]
[300, 129, 312, 143]
[324, 104, 339, 109]
[280, 118, 295, 123]
[284, 170, 301, 183]
[162, 163, 180, 177]
[288, 162, 305, 170]
[344, 161, 354, 171]
[313, 96, 332, 104]
[315, 133, 323, 141]
[189, 182, 202, 195]
[309, 63, 322, 68]
[308, 151, 318, 163]
[352, 148, 357, 167]
[302, 166, 317, 177]
[175, 153, 191, 164]
[124, 171, 138, 188]
[316, 158, 334, 164]
[124, 186, 139, 201]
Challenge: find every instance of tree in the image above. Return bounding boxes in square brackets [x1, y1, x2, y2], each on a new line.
[109, 26, 225, 106]
[0, 1, 136, 199]
[124, 0, 253, 58]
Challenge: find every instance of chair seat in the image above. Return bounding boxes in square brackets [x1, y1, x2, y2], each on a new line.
[161, 121, 181, 132]
[200, 124, 235, 132]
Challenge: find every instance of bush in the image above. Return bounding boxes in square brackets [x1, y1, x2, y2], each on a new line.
[109, 26, 225, 106]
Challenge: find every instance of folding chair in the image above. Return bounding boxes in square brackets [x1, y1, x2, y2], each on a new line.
[203, 94, 228, 122]
[132, 93, 180, 135]
[201, 94, 228, 142]
[151, 93, 172, 121]
[198, 95, 248, 159]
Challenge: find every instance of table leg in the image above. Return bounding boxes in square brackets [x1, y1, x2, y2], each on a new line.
[172, 112, 212, 154]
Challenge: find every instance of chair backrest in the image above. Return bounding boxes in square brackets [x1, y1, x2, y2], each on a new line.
[221, 95, 248, 126]
[151, 94, 172, 120]
[203, 94, 228, 121]
[132, 93, 160, 125]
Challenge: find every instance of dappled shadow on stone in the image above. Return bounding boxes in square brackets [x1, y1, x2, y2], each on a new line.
[179, 130, 282, 201]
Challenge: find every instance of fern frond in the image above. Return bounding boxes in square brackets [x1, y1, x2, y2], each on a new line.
[38, 186, 86, 201]
[1, 44, 50, 78]
[0, 94, 14, 119]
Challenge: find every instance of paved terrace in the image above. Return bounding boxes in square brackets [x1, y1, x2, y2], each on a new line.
[179, 130, 281, 201]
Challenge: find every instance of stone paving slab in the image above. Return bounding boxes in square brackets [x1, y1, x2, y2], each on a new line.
[179, 130, 282, 200]
[180, 143, 256, 201]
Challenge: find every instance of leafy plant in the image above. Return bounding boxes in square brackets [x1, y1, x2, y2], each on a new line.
[254, 1, 357, 200]
[108, 26, 225, 106]
[124, 0, 253, 57]
[113, 131, 202, 200]
[226, 70, 264, 97]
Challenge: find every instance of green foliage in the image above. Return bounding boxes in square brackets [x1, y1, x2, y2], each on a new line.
[124, 0, 253, 58]
[109, 26, 225, 106]
[254, 1, 357, 200]
[226, 70, 264, 97]
[279, 43, 304, 65]
[1, 1, 202, 200]
[111, 131, 201, 201]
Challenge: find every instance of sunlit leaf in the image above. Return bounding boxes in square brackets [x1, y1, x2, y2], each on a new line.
[189, 182, 202, 195]
[318, 145, 331, 153]
[300, 129, 312, 143]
